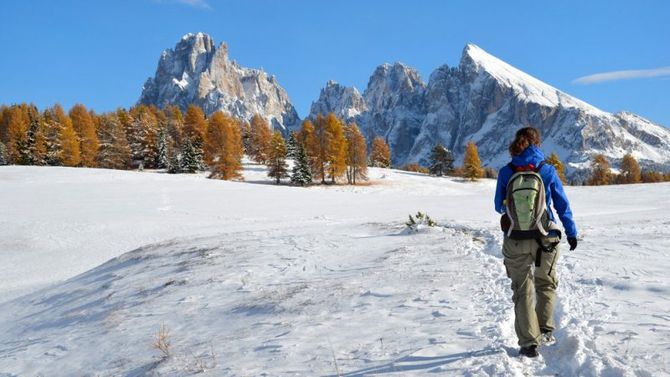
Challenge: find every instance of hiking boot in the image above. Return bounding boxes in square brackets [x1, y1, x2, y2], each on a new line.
[540, 328, 556, 345]
[519, 344, 539, 358]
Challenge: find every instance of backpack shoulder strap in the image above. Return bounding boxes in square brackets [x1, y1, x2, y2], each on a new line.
[534, 161, 545, 173]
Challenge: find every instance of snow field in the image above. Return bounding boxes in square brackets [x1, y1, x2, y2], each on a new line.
[0, 165, 669, 376]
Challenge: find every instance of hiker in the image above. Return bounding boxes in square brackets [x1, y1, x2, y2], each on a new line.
[494, 127, 578, 358]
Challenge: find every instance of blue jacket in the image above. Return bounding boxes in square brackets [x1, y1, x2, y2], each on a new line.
[494, 145, 577, 238]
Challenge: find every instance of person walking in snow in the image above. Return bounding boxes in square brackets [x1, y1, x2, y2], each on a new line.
[494, 127, 578, 358]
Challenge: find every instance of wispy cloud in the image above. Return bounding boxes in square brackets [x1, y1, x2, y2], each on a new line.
[155, 0, 212, 10]
[176, 0, 211, 9]
[573, 66, 670, 85]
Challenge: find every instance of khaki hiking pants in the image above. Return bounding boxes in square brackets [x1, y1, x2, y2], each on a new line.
[503, 235, 560, 347]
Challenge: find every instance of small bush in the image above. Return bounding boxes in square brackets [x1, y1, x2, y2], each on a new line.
[404, 163, 429, 174]
[406, 211, 436, 232]
[451, 166, 465, 177]
[483, 167, 498, 179]
[641, 170, 664, 183]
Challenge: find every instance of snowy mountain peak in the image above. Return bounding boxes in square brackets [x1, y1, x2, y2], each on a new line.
[460, 43, 604, 113]
[366, 62, 424, 93]
[309, 44, 670, 179]
[139, 33, 299, 131]
[309, 80, 367, 120]
[363, 62, 425, 113]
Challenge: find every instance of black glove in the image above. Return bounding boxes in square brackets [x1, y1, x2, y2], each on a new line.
[567, 237, 578, 251]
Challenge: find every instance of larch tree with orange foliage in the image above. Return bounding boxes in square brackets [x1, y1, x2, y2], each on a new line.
[205, 111, 228, 165]
[267, 131, 289, 184]
[618, 153, 641, 184]
[587, 154, 612, 185]
[299, 119, 321, 181]
[370, 136, 391, 168]
[325, 113, 347, 184]
[183, 105, 207, 144]
[345, 123, 367, 184]
[309, 114, 330, 183]
[546, 152, 567, 185]
[463, 141, 484, 181]
[208, 112, 243, 180]
[5, 105, 30, 163]
[69, 104, 99, 167]
[248, 115, 272, 164]
[52, 104, 81, 167]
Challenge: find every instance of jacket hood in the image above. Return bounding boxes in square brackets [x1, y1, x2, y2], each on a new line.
[511, 145, 545, 167]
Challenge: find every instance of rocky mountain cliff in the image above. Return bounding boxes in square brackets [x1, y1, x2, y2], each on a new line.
[309, 44, 670, 179]
[139, 33, 299, 131]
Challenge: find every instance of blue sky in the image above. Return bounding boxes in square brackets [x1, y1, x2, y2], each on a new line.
[1, 0, 668, 126]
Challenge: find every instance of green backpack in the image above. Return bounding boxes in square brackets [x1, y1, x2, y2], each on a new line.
[504, 162, 560, 240]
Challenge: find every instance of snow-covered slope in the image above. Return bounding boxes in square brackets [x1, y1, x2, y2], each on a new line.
[309, 44, 670, 179]
[139, 33, 300, 131]
[1, 166, 669, 376]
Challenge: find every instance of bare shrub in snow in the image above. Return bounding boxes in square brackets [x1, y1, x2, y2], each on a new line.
[152, 324, 171, 358]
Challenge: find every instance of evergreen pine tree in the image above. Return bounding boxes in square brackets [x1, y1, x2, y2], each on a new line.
[240, 121, 252, 155]
[167, 140, 182, 174]
[299, 119, 322, 182]
[96, 114, 131, 169]
[23, 110, 38, 165]
[180, 137, 200, 173]
[463, 141, 484, 181]
[0, 141, 7, 165]
[429, 144, 454, 176]
[0, 106, 8, 146]
[182, 105, 206, 170]
[267, 131, 289, 184]
[291, 141, 312, 186]
[286, 131, 298, 159]
[24, 106, 47, 165]
[43, 106, 64, 165]
[157, 126, 169, 169]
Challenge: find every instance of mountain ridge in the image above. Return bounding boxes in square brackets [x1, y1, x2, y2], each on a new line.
[139, 32, 300, 131]
[138, 33, 670, 179]
[309, 43, 670, 179]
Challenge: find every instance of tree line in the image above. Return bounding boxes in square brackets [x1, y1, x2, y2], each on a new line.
[419, 143, 669, 186]
[0, 103, 394, 185]
[3, 103, 666, 185]
[585, 153, 670, 185]
[411, 141, 493, 181]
